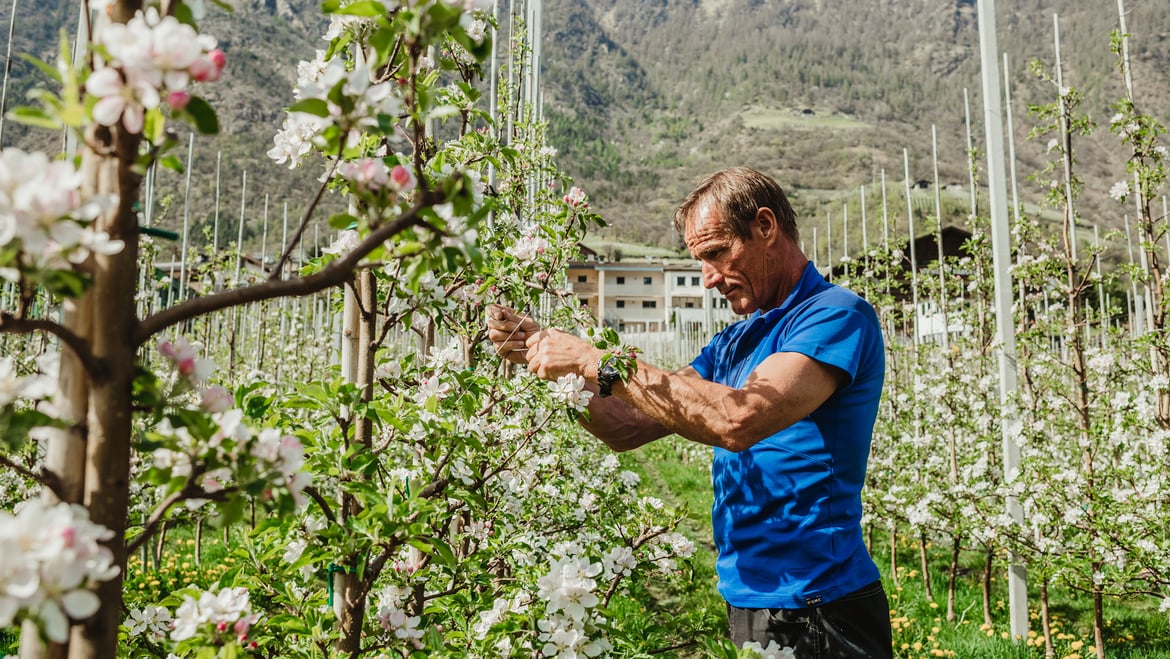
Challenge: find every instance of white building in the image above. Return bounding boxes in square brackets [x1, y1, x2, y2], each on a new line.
[565, 258, 739, 333]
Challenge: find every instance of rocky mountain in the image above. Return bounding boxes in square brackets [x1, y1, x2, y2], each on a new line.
[542, 0, 1170, 248]
[3, 0, 1168, 252]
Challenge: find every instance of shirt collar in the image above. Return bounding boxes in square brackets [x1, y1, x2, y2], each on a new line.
[751, 261, 826, 321]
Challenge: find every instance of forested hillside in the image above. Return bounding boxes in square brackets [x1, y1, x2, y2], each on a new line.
[543, 0, 1170, 247]
[3, 0, 1168, 250]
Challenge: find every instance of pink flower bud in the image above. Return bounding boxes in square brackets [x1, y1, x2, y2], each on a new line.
[200, 386, 233, 413]
[390, 165, 416, 192]
[234, 617, 252, 638]
[216, 621, 228, 632]
[208, 49, 226, 71]
[190, 57, 221, 83]
[166, 90, 191, 111]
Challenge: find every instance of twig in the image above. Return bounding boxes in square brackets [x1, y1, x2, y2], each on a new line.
[0, 312, 106, 380]
[302, 485, 337, 524]
[136, 194, 440, 346]
[269, 154, 342, 281]
[0, 453, 65, 500]
[127, 470, 230, 555]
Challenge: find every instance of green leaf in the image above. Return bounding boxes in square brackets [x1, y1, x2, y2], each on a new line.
[173, 1, 198, 26]
[143, 106, 168, 145]
[20, 54, 62, 83]
[428, 104, 462, 120]
[41, 268, 91, 298]
[7, 106, 59, 130]
[369, 26, 396, 64]
[158, 154, 186, 173]
[183, 96, 220, 135]
[287, 98, 331, 118]
[329, 213, 359, 230]
[333, 0, 385, 16]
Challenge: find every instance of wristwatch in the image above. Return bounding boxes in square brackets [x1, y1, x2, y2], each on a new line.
[596, 360, 621, 398]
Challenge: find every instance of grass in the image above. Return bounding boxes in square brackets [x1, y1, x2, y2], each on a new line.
[581, 237, 686, 259]
[739, 107, 870, 131]
[626, 437, 1170, 659]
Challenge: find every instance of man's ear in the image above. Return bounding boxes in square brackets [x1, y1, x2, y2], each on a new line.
[754, 207, 779, 242]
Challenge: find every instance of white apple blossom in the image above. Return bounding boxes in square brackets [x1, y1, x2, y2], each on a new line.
[1109, 180, 1130, 201]
[601, 546, 636, 578]
[548, 374, 593, 413]
[124, 604, 172, 642]
[88, 9, 224, 135]
[323, 229, 362, 256]
[0, 500, 119, 642]
[741, 640, 796, 659]
[536, 556, 602, 621]
[617, 470, 640, 488]
[171, 586, 256, 642]
[374, 600, 424, 648]
[507, 233, 549, 262]
[268, 113, 327, 169]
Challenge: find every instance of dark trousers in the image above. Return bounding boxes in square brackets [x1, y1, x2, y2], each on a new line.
[727, 580, 893, 659]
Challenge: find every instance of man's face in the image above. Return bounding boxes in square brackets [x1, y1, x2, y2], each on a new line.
[683, 202, 773, 315]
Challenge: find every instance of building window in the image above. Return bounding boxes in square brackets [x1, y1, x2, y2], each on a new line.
[577, 275, 587, 283]
[579, 297, 588, 307]
[719, 298, 728, 308]
[616, 300, 625, 309]
[676, 276, 686, 285]
[616, 276, 625, 284]
[643, 276, 652, 285]
[691, 276, 700, 286]
[642, 300, 657, 309]
[685, 302, 694, 308]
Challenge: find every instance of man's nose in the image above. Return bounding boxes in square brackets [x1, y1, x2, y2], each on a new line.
[701, 262, 721, 288]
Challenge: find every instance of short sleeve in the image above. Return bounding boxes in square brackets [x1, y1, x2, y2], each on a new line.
[778, 302, 878, 384]
[690, 323, 736, 381]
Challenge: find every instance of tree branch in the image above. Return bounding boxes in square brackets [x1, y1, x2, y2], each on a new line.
[302, 485, 337, 524]
[269, 154, 342, 281]
[0, 453, 65, 500]
[0, 312, 106, 380]
[126, 470, 231, 555]
[135, 194, 439, 346]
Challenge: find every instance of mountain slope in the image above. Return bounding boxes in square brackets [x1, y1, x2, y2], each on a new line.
[542, 0, 1170, 247]
[4, 0, 1169, 252]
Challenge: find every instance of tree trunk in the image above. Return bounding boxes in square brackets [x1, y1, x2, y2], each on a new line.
[919, 532, 933, 601]
[338, 269, 377, 656]
[20, 284, 93, 659]
[946, 536, 960, 622]
[153, 519, 168, 571]
[1093, 577, 1106, 659]
[194, 517, 203, 566]
[72, 113, 144, 659]
[1040, 578, 1054, 658]
[981, 546, 993, 627]
[889, 525, 898, 587]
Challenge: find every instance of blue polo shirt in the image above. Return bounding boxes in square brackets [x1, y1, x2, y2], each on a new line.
[690, 262, 884, 609]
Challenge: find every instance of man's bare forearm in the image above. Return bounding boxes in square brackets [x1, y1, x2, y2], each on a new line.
[578, 384, 670, 451]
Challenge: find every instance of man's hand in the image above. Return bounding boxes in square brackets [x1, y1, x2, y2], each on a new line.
[486, 304, 542, 365]
[524, 328, 596, 381]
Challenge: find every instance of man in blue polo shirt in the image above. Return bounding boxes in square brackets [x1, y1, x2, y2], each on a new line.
[486, 167, 892, 657]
